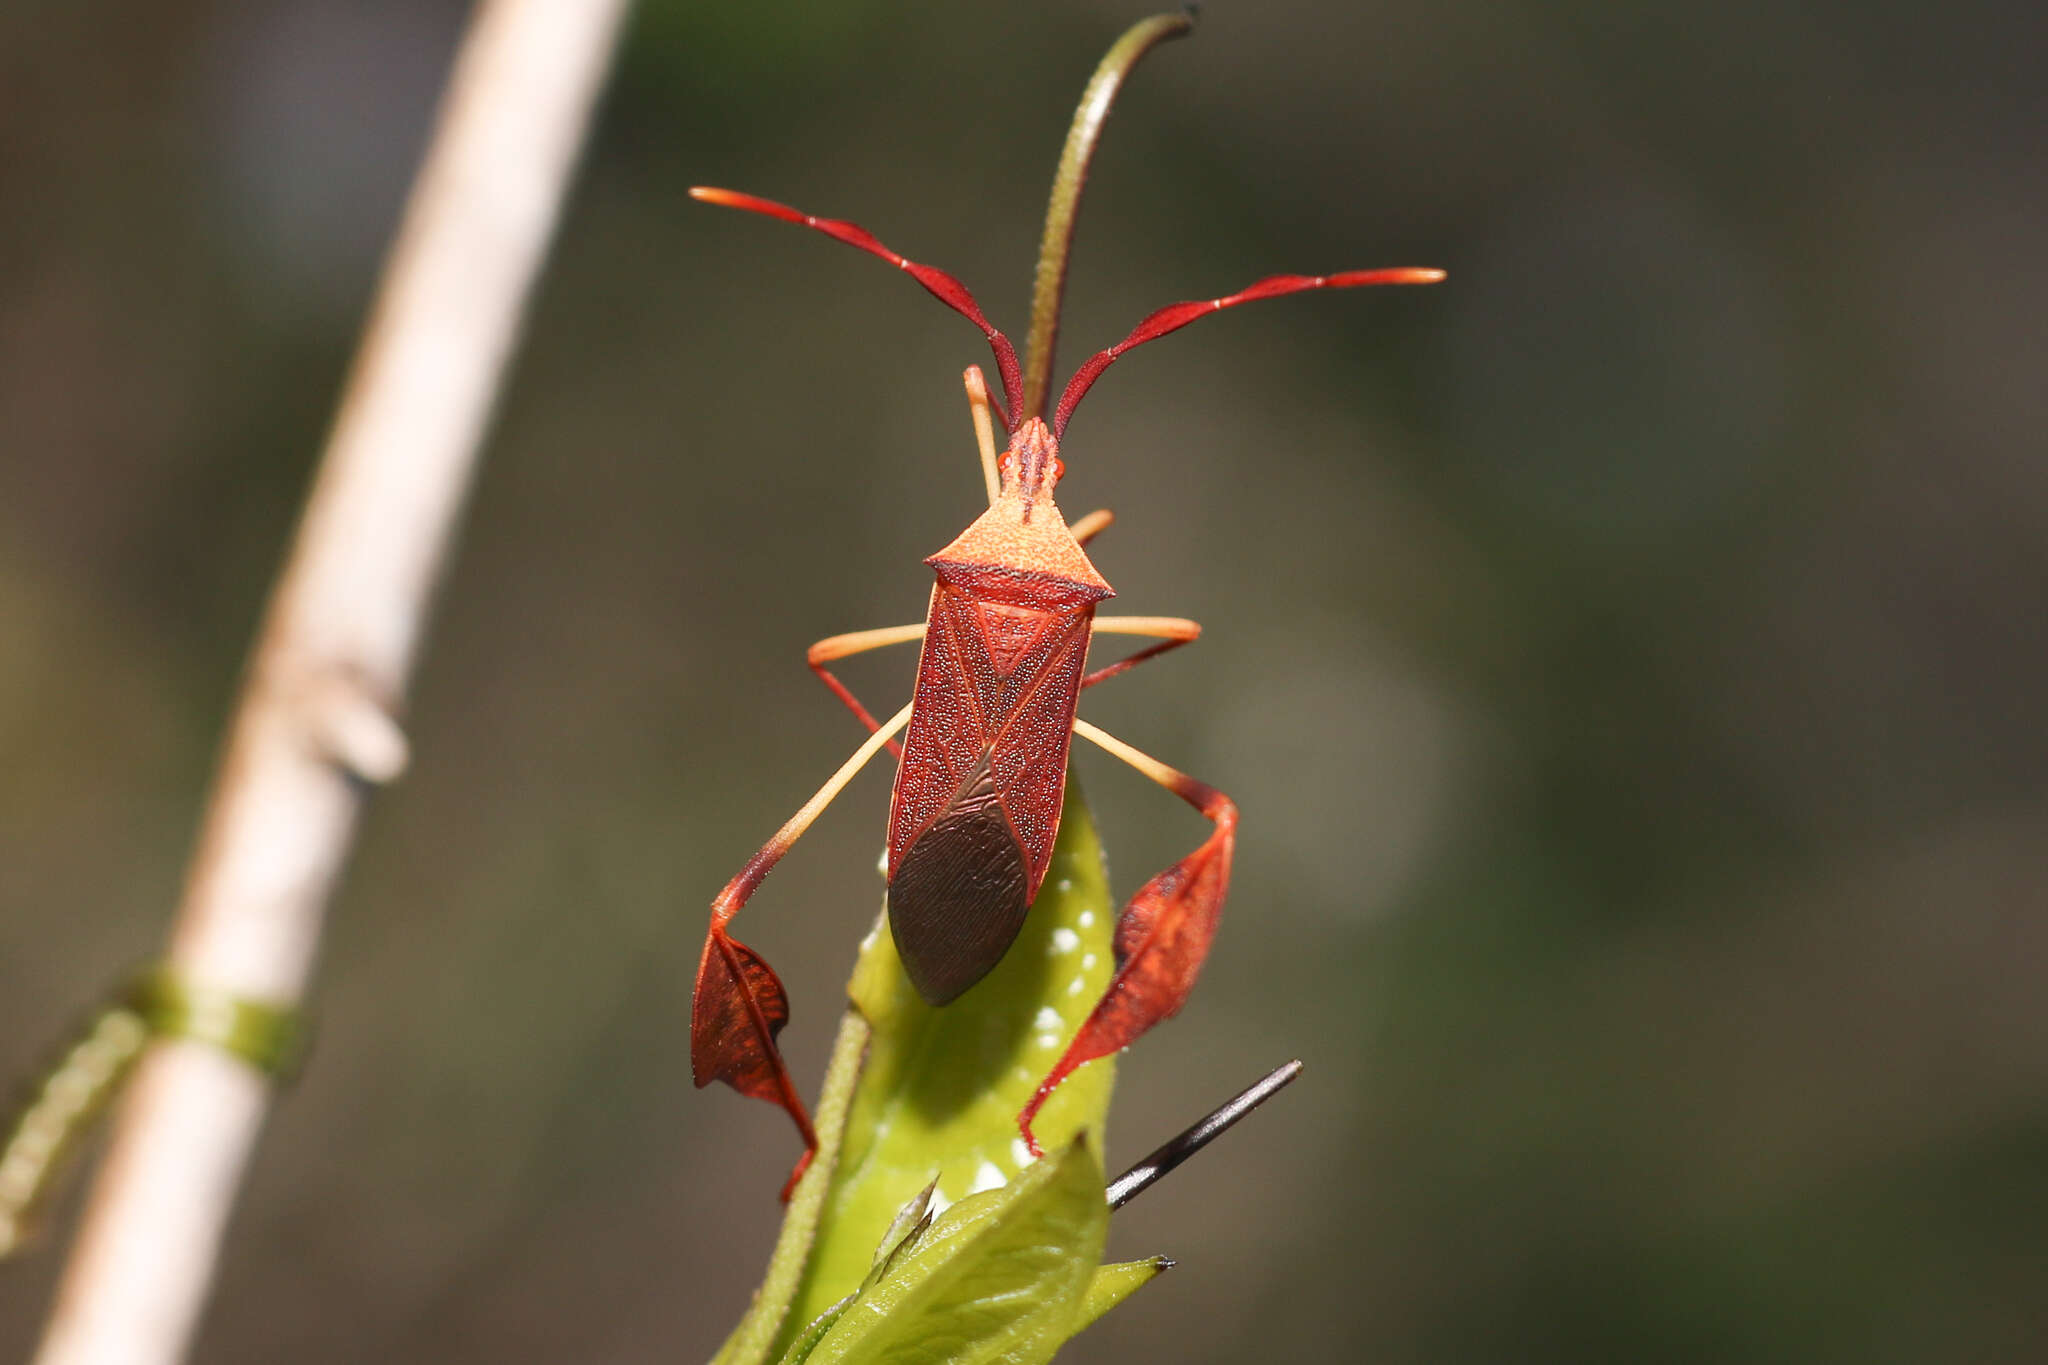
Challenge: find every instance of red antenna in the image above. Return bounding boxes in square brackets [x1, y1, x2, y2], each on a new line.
[1051, 266, 1446, 439]
[690, 187, 1025, 430]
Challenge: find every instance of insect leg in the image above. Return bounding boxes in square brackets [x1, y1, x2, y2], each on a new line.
[807, 623, 926, 754]
[694, 702, 915, 1173]
[1082, 615, 1201, 688]
[963, 365, 1002, 504]
[1068, 507, 1114, 546]
[1018, 717, 1237, 1155]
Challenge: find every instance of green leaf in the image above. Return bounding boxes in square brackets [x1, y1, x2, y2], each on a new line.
[802, 1137, 1110, 1365]
[862, 1181, 938, 1294]
[766, 782, 1120, 1357]
[1072, 1257, 1172, 1335]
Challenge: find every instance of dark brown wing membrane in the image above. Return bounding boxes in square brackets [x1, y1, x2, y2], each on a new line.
[889, 755, 1032, 1004]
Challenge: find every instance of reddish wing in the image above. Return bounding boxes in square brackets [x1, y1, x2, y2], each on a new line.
[888, 584, 1093, 894]
[887, 588, 992, 873]
[976, 597, 1095, 895]
[887, 582, 1094, 1003]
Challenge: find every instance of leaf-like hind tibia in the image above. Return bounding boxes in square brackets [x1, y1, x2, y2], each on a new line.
[1019, 808, 1234, 1153]
[693, 925, 812, 1142]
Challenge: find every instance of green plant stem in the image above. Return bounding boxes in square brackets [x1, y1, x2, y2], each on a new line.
[713, 1006, 873, 1365]
[1019, 10, 1194, 423]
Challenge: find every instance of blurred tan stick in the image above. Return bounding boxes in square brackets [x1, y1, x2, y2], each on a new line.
[32, 2, 629, 1361]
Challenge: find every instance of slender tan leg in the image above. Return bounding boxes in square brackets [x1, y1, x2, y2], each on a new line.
[964, 365, 1001, 504]
[1017, 716, 1238, 1154]
[807, 622, 926, 757]
[1083, 614, 1201, 688]
[694, 702, 915, 1161]
[710, 700, 914, 926]
[1068, 507, 1114, 546]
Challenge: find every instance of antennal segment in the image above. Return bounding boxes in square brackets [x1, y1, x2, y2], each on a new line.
[692, 187, 1025, 425]
[1053, 266, 1445, 439]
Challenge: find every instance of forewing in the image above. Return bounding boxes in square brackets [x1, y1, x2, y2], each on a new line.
[887, 584, 1094, 1004]
[887, 587, 992, 876]
[985, 615, 1090, 896]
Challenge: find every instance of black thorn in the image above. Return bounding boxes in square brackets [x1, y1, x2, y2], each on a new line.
[1105, 1059, 1304, 1211]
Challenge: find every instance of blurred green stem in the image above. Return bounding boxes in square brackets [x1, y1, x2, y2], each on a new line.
[711, 1008, 871, 1365]
[1019, 9, 1194, 422]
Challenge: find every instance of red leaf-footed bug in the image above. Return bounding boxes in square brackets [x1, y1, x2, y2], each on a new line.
[686, 12, 1441, 1190]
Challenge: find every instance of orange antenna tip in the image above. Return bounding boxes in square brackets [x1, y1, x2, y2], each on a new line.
[1052, 263, 1450, 437]
[1327, 266, 1446, 287]
[689, 186, 800, 220]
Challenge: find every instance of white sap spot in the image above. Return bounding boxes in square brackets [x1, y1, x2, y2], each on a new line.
[1067, 978, 1085, 996]
[968, 1160, 1008, 1194]
[1082, 953, 1098, 971]
[1036, 1032, 1061, 1050]
[1051, 928, 1081, 954]
[1077, 910, 1096, 928]
[1056, 878, 1073, 892]
[1012, 1137, 1036, 1167]
[1033, 1007, 1063, 1030]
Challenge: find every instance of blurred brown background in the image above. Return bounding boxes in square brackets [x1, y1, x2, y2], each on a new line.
[4, 1, 2045, 1360]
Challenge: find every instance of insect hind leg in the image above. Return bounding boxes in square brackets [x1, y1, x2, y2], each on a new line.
[1082, 615, 1200, 688]
[1018, 717, 1237, 1154]
[694, 702, 914, 1182]
[807, 622, 925, 754]
[1068, 508, 1113, 546]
